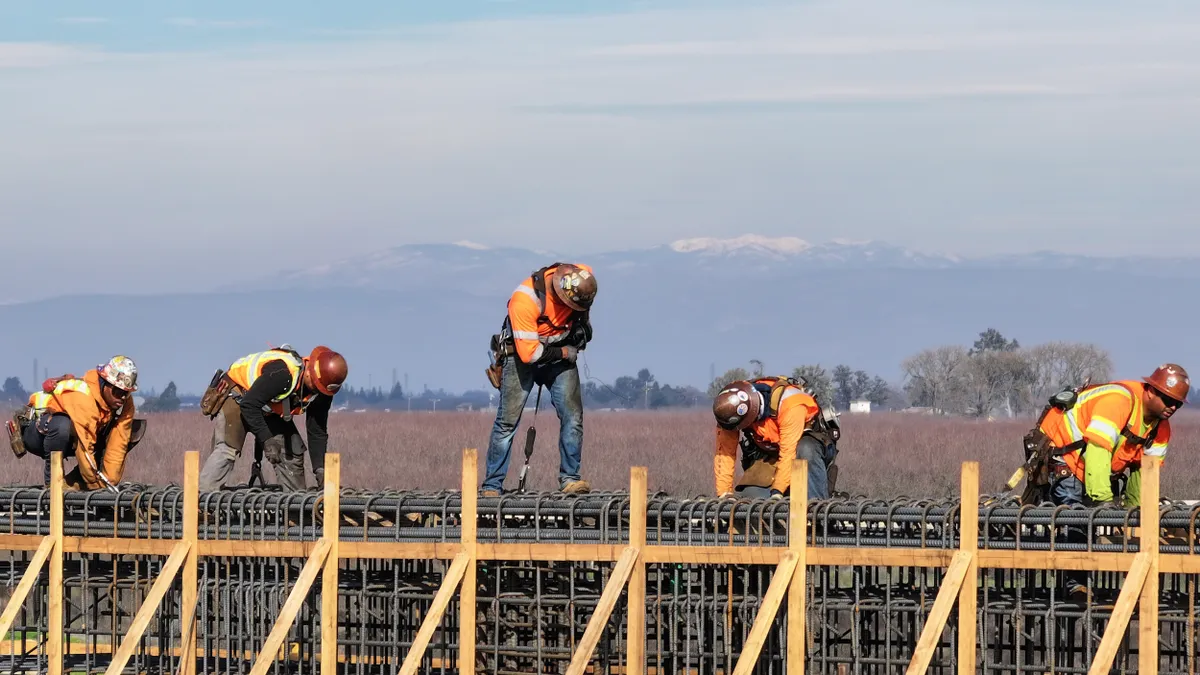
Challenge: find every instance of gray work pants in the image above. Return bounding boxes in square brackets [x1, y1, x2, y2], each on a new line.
[198, 398, 308, 492]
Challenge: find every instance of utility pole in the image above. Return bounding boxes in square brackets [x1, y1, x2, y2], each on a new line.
[33, 359, 37, 391]
[431, 398, 440, 412]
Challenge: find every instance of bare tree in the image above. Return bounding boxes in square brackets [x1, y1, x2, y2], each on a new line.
[901, 345, 968, 413]
[792, 364, 834, 407]
[1023, 342, 1114, 413]
[958, 350, 1032, 417]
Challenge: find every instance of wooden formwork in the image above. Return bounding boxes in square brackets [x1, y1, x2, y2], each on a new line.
[0, 449, 1189, 674]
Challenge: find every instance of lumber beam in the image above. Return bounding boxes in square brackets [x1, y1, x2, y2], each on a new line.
[322, 453, 341, 675]
[398, 551, 470, 675]
[565, 546, 640, 675]
[248, 537, 333, 675]
[905, 550, 973, 675]
[179, 451, 199, 675]
[0, 536, 54, 640]
[732, 550, 800, 675]
[958, 462, 979, 675]
[1087, 551, 1152, 675]
[628, 466, 648, 675]
[787, 460, 807, 675]
[104, 540, 192, 675]
[49, 451, 63, 675]
[1139, 456, 1161, 675]
[460, 448, 478, 675]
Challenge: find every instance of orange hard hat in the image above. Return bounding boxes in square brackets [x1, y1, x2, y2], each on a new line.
[713, 380, 762, 431]
[1143, 363, 1190, 404]
[305, 346, 348, 396]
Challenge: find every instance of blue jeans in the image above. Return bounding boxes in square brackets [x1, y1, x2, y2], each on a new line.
[21, 413, 74, 486]
[1050, 469, 1088, 591]
[482, 356, 583, 492]
[736, 433, 839, 499]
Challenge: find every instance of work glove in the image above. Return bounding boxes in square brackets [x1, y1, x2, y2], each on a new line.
[718, 491, 734, 499]
[313, 468, 325, 490]
[262, 436, 286, 463]
[770, 489, 784, 500]
[561, 346, 579, 363]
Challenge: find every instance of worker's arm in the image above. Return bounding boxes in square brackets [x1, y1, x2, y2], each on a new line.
[508, 291, 572, 364]
[238, 360, 294, 439]
[1080, 397, 1135, 504]
[305, 394, 332, 476]
[100, 400, 136, 484]
[771, 393, 819, 495]
[714, 428, 739, 496]
[61, 393, 104, 491]
[1124, 421, 1169, 508]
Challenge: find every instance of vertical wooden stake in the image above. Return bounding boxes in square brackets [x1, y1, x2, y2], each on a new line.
[958, 462, 979, 675]
[788, 460, 808, 675]
[322, 453, 341, 674]
[627, 467, 647, 675]
[1140, 456, 1161, 674]
[460, 449, 477, 675]
[49, 451, 63, 675]
[181, 451, 199, 675]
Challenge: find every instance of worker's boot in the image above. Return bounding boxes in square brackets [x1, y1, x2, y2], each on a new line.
[481, 489, 500, 498]
[561, 479, 591, 495]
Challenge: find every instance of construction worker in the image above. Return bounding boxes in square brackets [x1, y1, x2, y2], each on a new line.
[198, 345, 348, 492]
[10, 357, 139, 490]
[481, 262, 597, 496]
[712, 376, 840, 499]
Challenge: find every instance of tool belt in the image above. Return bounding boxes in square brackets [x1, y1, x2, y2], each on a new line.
[200, 369, 242, 419]
[7, 407, 32, 458]
[738, 439, 779, 489]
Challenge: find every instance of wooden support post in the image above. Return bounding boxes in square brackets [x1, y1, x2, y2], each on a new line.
[105, 540, 192, 675]
[398, 551, 471, 675]
[1140, 456, 1162, 675]
[48, 450, 63, 675]
[1088, 551, 1152, 675]
[180, 451, 199, 675]
[460, 449, 478, 675]
[0, 536, 54, 639]
[249, 538, 333, 675]
[322, 453, 341, 675]
[732, 550, 800, 675]
[788, 460, 808, 675]
[565, 546, 640, 675]
[905, 551, 972, 675]
[627, 466, 647, 675]
[958, 462, 979, 675]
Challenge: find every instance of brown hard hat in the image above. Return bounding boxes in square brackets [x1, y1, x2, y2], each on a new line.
[1144, 363, 1190, 403]
[551, 264, 597, 312]
[306, 346, 348, 396]
[713, 380, 762, 431]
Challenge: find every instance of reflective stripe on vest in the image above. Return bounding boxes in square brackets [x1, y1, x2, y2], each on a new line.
[227, 350, 304, 402]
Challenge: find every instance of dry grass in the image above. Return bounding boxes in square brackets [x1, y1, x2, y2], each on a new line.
[4, 409, 1200, 499]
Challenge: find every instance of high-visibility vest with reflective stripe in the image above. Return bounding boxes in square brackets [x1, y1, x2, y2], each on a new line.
[225, 349, 316, 416]
[27, 392, 53, 417]
[1040, 380, 1164, 481]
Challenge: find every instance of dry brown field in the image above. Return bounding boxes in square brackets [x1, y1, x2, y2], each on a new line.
[4, 409, 1200, 500]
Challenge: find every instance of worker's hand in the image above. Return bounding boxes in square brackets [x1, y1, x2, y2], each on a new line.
[769, 490, 784, 500]
[313, 468, 325, 490]
[262, 436, 286, 463]
[561, 346, 579, 363]
[718, 491, 734, 499]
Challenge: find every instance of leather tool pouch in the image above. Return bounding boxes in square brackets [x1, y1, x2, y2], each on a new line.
[7, 409, 29, 458]
[200, 369, 237, 419]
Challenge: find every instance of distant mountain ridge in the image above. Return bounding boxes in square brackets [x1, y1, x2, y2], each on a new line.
[4, 235, 1199, 397]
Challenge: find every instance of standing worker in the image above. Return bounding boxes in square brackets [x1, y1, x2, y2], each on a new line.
[198, 345, 348, 492]
[712, 375, 841, 499]
[481, 262, 597, 496]
[1018, 363, 1186, 596]
[8, 356, 139, 490]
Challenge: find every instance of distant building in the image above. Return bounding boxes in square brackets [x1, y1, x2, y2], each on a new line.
[849, 400, 871, 414]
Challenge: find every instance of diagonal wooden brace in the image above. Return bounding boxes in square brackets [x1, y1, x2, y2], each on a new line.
[733, 550, 800, 675]
[1087, 550, 1152, 675]
[906, 550, 973, 675]
[565, 546, 640, 675]
[399, 551, 471, 675]
[105, 540, 193, 675]
[0, 536, 55, 640]
[249, 538, 333, 675]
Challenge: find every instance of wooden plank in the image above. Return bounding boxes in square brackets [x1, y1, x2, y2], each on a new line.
[105, 540, 192, 675]
[644, 546, 786, 565]
[340, 541, 462, 560]
[628, 466, 648, 675]
[460, 448, 478, 675]
[200, 540, 323, 558]
[181, 451, 199, 675]
[248, 538, 333, 675]
[958, 462, 979, 675]
[565, 546, 640, 675]
[322, 453, 341, 675]
[49, 451, 63, 675]
[732, 550, 800, 675]
[1140, 457, 1161, 675]
[398, 551, 470, 675]
[1087, 551, 1152, 675]
[0, 536, 54, 639]
[787, 460, 807, 675]
[478, 542, 622, 561]
[905, 550, 972, 675]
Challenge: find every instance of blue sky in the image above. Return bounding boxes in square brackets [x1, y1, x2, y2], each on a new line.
[3, 0, 1199, 302]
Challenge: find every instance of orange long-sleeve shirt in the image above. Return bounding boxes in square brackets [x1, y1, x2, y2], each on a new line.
[714, 385, 819, 496]
[507, 263, 592, 363]
[42, 369, 135, 490]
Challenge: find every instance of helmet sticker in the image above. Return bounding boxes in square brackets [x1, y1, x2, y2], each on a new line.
[736, 403, 748, 415]
[726, 416, 740, 425]
[736, 391, 749, 401]
[1167, 376, 1178, 387]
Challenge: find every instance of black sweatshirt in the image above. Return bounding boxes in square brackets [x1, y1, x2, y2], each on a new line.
[238, 359, 331, 472]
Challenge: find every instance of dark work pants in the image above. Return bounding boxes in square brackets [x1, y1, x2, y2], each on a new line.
[22, 413, 74, 486]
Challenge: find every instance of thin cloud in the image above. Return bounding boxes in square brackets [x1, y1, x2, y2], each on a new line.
[0, 42, 102, 68]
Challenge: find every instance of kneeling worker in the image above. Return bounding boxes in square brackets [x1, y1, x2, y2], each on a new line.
[712, 376, 840, 499]
[198, 345, 348, 492]
[9, 356, 139, 490]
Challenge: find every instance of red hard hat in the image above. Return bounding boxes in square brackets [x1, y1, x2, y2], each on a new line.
[1143, 363, 1190, 403]
[713, 380, 762, 431]
[305, 346, 348, 396]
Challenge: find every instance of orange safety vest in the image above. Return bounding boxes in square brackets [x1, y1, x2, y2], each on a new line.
[1038, 380, 1169, 481]
[504, 262, 592, 364]
[225, 348, 317, 417]
[740, 376, 819, 451]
